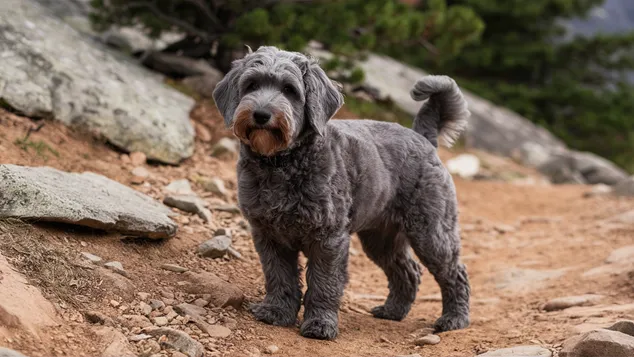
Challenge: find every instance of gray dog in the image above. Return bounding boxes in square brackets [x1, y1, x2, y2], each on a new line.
[212, 46, 471, 340]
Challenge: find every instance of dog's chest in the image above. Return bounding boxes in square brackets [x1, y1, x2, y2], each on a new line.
[237, 164, 348, 239]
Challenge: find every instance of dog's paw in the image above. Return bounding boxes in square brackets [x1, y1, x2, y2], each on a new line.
[250, 302, 297, 327]
[370, 305, 408, 321]
[300, 317, 339, 340]
[433, 313, 470, 332]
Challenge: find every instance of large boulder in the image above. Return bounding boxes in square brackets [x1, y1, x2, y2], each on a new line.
[0, 165, 177, 238]
[560, 329, 634, 357]
[0, 0, 195, 164]
[537, 150, 629, 185]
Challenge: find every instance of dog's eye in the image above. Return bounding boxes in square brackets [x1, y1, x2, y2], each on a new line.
[282, 85, 297, 96]
[245, 82, 259, 93]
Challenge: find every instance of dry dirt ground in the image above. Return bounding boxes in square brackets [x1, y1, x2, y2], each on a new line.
[0, 104, 633, 357]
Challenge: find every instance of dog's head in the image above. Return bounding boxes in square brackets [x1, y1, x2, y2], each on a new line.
[213, 46, 344, 156]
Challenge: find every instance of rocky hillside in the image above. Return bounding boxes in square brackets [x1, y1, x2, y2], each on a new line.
[1, 1, 634, 357]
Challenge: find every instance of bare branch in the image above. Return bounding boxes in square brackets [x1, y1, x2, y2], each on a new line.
[181, 0, 225, 31]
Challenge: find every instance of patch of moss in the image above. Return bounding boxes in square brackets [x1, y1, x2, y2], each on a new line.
[14, 138, 60, 161]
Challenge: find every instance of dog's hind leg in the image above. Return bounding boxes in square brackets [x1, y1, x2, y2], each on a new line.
[406, 222, 470, 332]
[358, 226, 422, 321]
[250, 229, 302, 327]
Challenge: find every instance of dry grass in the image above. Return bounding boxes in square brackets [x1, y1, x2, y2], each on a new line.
[0, 219, 106, 309]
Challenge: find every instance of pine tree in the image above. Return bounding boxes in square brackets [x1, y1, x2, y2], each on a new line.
[89, 0, 484, 77]
[415, 0, 634, 171]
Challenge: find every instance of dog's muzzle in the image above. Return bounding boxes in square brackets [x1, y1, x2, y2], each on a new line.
[232, 104, 292, 156]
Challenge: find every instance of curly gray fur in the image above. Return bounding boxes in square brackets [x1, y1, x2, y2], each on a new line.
[213, 46, 471, 340]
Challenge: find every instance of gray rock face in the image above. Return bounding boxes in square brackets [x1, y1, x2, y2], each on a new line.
[0, 0, 195, 164]
[538, 151, 629, 185]
[0, 348, 30, 357]
[0, 165, 177, 238]
[560, 329, 634, 357]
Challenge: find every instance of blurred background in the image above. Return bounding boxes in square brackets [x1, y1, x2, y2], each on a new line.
[2, 1, 634, 357]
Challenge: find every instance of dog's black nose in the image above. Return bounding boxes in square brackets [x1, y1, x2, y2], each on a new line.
[253, 110, 271, 125]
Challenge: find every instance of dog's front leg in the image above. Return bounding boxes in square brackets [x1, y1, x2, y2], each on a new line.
[300, 233, 349, 340]
[250, 229, 301, 327]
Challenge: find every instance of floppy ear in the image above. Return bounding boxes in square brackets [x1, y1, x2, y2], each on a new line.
[304, 62, 344, 136]
[213, 58, 246, 127]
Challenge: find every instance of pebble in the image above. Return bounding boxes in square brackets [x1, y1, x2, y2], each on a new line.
[137, 292, 151, 301]
[174, 303, 207, 318]
[160, 290, 175, 299]
[149, 299, 166, 311]
[110, 300, 120, 307]
[415, 334, 441, 346]
[144, 327, 205, 357]
[211, 137, 238, 157]
[129, 151, 147, 166]
[214, 228, 232, 238]
[198, 236, 232, 258]
[264, 345, 279, 354]
[193, 299, 209, 308]
[165, 179, 193, 195]
[139, 301, 152, 316]
[543, 294, 603, 311]
[161, 263, 189, 273]
[494, 224, 516, 234]
[129, 333, 152, 342]
[153, 316, 169, 326]
[104, 261, 127, 276]
[84, 311, 112, 325]
[80, 252, 102, 264]
[202, 177, 228, 197]
[227, 247, 242, 259]
[446, 154, 480, 179]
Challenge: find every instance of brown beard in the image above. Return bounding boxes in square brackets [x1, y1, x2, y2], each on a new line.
[232, 107, 292, 156]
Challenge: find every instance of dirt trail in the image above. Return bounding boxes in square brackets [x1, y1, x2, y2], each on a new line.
[0, 107, 633, 357]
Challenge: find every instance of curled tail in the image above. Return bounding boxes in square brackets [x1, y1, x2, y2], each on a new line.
[410, 75, 470, 148]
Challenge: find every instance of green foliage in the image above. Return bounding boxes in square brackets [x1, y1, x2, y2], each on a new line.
[407, 0, 634, 171]
[14, 138, 60, 161]
[89, 0, 484, 81]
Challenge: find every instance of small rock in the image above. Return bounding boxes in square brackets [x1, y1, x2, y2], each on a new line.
[194, 123, 212, 142]
[129, 334, 152, 342]
[153, 316, 169, 326]
[608, 320, 634, 337]
[211, 138, 238, 158]
[104, 261, 127, 277]
[264, 345, 279, 354]
[160, 290, 175, 299]
[446, 154, 480, 179]
[414, 334, 441, 346]
[202, 177, 227, 197]
[174, 303, 207, 318]
[222, 317, 238, 330]
[543, 294, 603, 312]
[81, 252, 102, 264]
[137, 292, 151, 301]
[149, 299, 166, 311]
[163, 195, 212, 223]
[214, 228, 231, 238]
[211, 204, 241, 214]
[95, 326, 137, 357]
[110, 300, 120, 307]
[193, 299, 208, 308]
[165, 179, 193, 195]
[129, 152, 147, 166]
[583, 184, 613, 198]
[201, 324, 232, 338]
[478, 345, 552, 356]
[161, 264, 189, 273]
[118, 314, 153, 329]
[227, 246, 242, 260]
[198, 236, 232, 258]
[182, 271, 245, 309]
[131, 167, 150, 183]
[560, 328, 634, 357]
[139, 302, 152, 316]
[0, 348, 29, 357]
[144, 327, 205, 357]
[85, 311, 113, 325]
